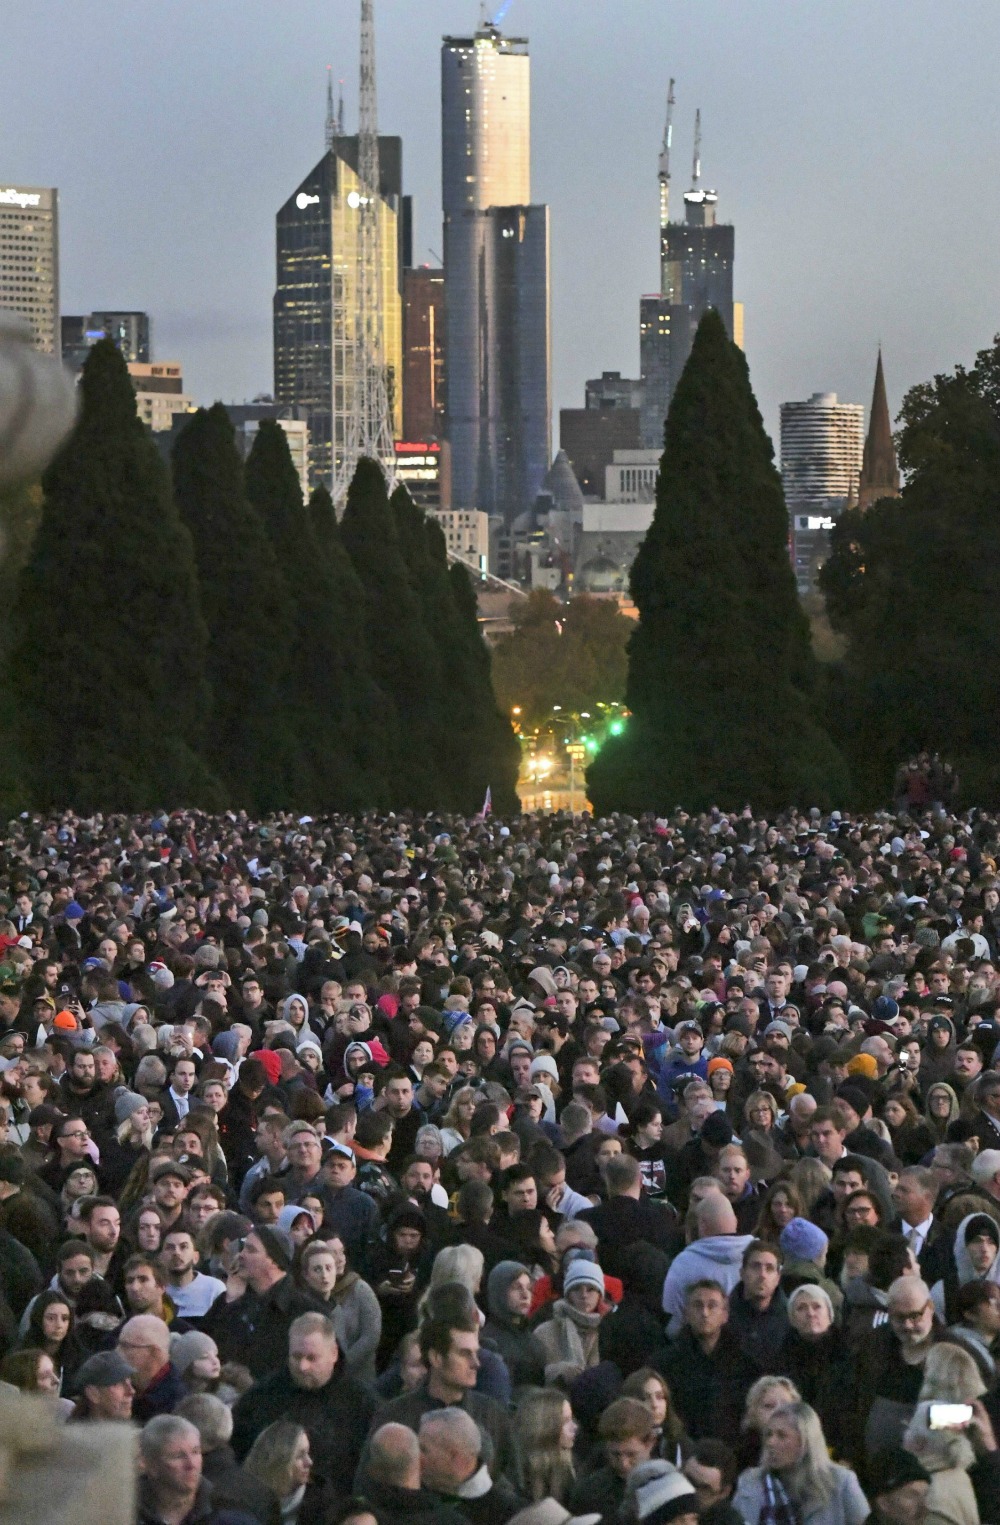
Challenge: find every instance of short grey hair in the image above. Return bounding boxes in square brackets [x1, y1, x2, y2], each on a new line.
[139, 1414, 199, 1462]
[175, 1393, 233, 1450]
[419, 1405, 482, 1462]
[972, 1150, 1000, 1186]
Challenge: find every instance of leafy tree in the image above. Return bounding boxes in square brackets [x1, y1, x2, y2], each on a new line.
[340, 460, 444, 807]
[0, 480, 42, 658]
[172, 406, 296, 809]
[823, 337, 1000, 803]
[491, 589, 630, 726]
[7, 339, 220, 809]
[245, 423, 376, 808]
[588, 310, 846, 814]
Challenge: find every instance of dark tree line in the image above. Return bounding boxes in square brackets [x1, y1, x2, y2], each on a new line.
[3, 340, 518, 814]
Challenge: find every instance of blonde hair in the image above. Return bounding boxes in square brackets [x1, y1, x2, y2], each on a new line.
[763, 1402, 837, 1511]
[514, 1387, 576, 1504]
[743, 1375, 801, 1432]
[244, 1421, 306, 1499]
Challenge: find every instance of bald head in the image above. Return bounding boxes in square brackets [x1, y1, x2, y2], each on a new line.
[696, 1194, 738, 1238]
[419, 1407, 482, 1493]
[369, 1424, 421, 1491]
[119, 1313, 171, 1354]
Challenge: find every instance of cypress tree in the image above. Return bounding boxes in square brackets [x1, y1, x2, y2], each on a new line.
[171, 405, 296, 809]
[308, 481, 339, 548]
[588, 310, 846, 814]
[340, 460, 443, 806]
[7, 339, 219, 809]
[445, 551, 522, 813]
[244, 422, 375, 809]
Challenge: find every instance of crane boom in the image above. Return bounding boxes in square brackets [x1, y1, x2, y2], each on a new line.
[658, 77, 675, 230]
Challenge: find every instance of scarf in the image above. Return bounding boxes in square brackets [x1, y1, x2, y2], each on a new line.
[759, 1472, 801, 1525]
[332, 1269, 361, 1303]
[554, 1297, 603, 1331]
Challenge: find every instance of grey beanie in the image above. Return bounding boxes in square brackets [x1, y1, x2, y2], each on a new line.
[114, 1090, 148, 1124]
[169, 1330, 218, 1377]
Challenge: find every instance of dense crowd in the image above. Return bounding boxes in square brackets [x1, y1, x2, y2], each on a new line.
[3, 805, 1000, 1525]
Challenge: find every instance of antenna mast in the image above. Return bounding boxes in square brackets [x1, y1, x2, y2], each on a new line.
[691, 108, 701, 188]
[658, 77, 675, 230]
[334, 0, 397, 503]
[325, 66, 336, 150]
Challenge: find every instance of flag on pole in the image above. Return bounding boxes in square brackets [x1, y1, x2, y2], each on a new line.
[481, 786, 492, 817]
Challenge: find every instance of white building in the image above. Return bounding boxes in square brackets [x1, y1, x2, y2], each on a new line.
[604, 448, 660, 503]
[432, 508, 490, 573]
[780, 391, 863, 594]
[128, 362, 195, 433]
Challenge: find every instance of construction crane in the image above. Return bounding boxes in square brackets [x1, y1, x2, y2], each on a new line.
[691, 108, 701, 189]
[658, 78, 675, 231]
[325, 66, 336, 150]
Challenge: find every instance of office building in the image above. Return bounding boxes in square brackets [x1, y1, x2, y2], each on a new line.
[585, 371, 644, 413]
[780, 391, 863, 595]
[393, 437, 451, 513]
[128, 362, 195, 433]
[639, 297, 693, 450]
[273, 135, 405, 490]
[442, 24, 551, 524]
[402, 266, 444, 440]
[224, 402, 311, 502]
[605, 448, 660, 504]
[62, 311, 150, 373]
[0, 184, 58, 353]
[559, 406, 641, 497]
[433, 508, 490, 573]
[858, 349, 901, 510]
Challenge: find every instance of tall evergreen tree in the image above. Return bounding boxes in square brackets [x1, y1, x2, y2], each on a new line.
[445, 551, 521, 814]
[588, 310, 846, 814]
[171, 405, 296, 809]
[822, 338, 1000, 803]
[7, 339, 219, 809]
[245, 423, 376, 808]
[340, 461, 444, 806]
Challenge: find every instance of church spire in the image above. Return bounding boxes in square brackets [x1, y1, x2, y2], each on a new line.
[858, 348, 901, 510]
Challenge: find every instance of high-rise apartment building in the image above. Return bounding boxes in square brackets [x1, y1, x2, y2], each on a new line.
[62, 311, 150, 373]
[402, 266, 444, 440]
[0, 184, 58, 354]
[128, 361, 196, 433]
[781, 391, 863, 595]
[273, 135, 406, 489]
[639, 297, 693, 452]
[442, 24, 551, 524]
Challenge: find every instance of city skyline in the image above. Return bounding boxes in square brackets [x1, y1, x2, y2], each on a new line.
[3, 0, 999, 449]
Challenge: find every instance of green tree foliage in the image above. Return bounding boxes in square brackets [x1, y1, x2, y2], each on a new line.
[340, 460, 445, 807]
[245, 423, 376, 808]
[172, 406, 297, 810]
[7, 339, 220, 809]
[821, 336, 1000, 804]
[391, 480, 519, 812]
[0, 480, 42, 659]
[588, 310, 846, 815]
[308, 481, 339, 549]
[491, 589, 630, 727]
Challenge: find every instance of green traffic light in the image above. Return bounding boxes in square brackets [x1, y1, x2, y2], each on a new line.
[609, 719, 624, 736]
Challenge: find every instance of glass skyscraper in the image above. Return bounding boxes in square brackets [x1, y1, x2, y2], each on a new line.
[273, 137, 405, 490]
[441, 24, 551, 524]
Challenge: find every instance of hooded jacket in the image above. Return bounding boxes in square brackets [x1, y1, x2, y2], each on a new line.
[930, 1211, 1000, 1322]
[482, 1260, 545, 1389]
[662, 1233, 755, 1332]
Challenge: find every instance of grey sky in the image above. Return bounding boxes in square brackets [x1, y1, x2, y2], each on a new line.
[5, 0, 999, 450]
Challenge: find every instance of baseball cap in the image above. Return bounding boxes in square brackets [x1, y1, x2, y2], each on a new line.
[74, 1350, 134, 1390]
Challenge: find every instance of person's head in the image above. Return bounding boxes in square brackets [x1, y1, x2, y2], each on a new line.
[599, 1396, 658, 1479]
[683, 1439, 740, 1515]
[300, 1237, 346, 1299]
[174, 1392, 233, 1456]
[563, 1257, 606, 1316]
[75, 1349, 136, 1420]
[741, 1241, 782, 1306]
[787, 1284, 834, 1339]
[322, 1143, 358, 1192]
[117, 1313, 171, 1390]
[55, 1113, 92, 1161]
[418, 1406, 482, 1494]
[236, 1226, 291, 1292]
[685, 1279, 729, 1341]
[367, 1423, 421, 1492]
[419, 1313, 480, 1395]
[743, 1376, 801, 1434]
[865, 1447, 931, 1525]
[162, 1227, 198, 1280]
[0, 1347, 59, 1396]
[28, 1289, 73, 1349]
[621, 1368, 676, 1438]
[244, 1420, 312, 1502]
[138, 1415, 203, 1501]
[287, 1310, 339, 1389]
[760, 1401, 830, 1486]
[56, 1239, 95, 1296]
[284, 1121, 323, 1175]
[124, 1253, 167, 1314]
[893, 1167, 938, 1228]
[887, 1275, 935, 1349]
[955, 1279, 1000, 1336]
[715, 1146, 751, 1202]
[809, 1106, 848, 1165]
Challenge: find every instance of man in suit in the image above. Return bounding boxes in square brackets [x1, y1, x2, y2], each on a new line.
[892, 1166, 949, 1286]
[973, 1072, 1000, 1154]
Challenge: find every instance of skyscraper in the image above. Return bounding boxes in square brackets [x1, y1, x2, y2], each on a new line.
[62, 311, 150, 373]
[857, 349, 901, 510]
[273, 134, 404, 490]
[402, 266, 444, 440]
[780, 391, 864, 595]
[0, 184, 58, 354]
[441, 23, 552, 524]
[638, 108, 735, 449]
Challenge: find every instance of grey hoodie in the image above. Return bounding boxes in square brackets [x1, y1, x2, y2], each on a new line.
[662, 1232, 755, 1332]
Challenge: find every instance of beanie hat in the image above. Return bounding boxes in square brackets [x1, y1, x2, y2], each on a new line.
[74, 1349, 134, 1392]
[64, 901, 86, 921]
[779, 1217, 829, 1263]
[764, 1021, 793, 1041]
[212, 1031, 241, 1063]
[52, 1010, 78, 1030]
[193, 944, 221, 970]
[700, 1112, 734, 1148]
[169, 1330, 218, 1378]
[250, 1049, 282, 1086]
[563, 1258, 606, 1296]
[846, 1053, 879, 1079]
[628, 1460, 698, 1524]
[964, 1214, 1000, 1248]
[836, 1084, 871, 1119]
[872, 995, 900, 1024]
[255, 1224, 293, 1271]
[706, 1057, 734, 1077]
[114, 1091, 148, 1124]
[148, 961, 175, 990]
[530, 1054, 560, 1083]
[442, 1009, 474, 1038]
[866, 1447, 932, 1497]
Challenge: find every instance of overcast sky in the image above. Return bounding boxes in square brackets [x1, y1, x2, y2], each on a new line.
[5, 0, 1000, 450]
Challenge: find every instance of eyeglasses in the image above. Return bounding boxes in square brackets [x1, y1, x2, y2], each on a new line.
[61, 1128, 90, 1139]
[889, 1302, 931, 1323]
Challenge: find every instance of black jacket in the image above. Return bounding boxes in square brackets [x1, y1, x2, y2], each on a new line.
[661, 1325, 756, 1441]
[577, 1194, 682, 1277]
[360, 1478, 469, 1525]
[203, 1274, 326, 1378]
[232, 1364, 376, 1499]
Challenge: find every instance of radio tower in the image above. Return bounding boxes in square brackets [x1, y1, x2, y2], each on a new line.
[334, 0, 396, 503]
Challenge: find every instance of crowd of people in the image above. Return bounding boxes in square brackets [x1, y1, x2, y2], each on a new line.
[2, 803, 1000, 1525]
